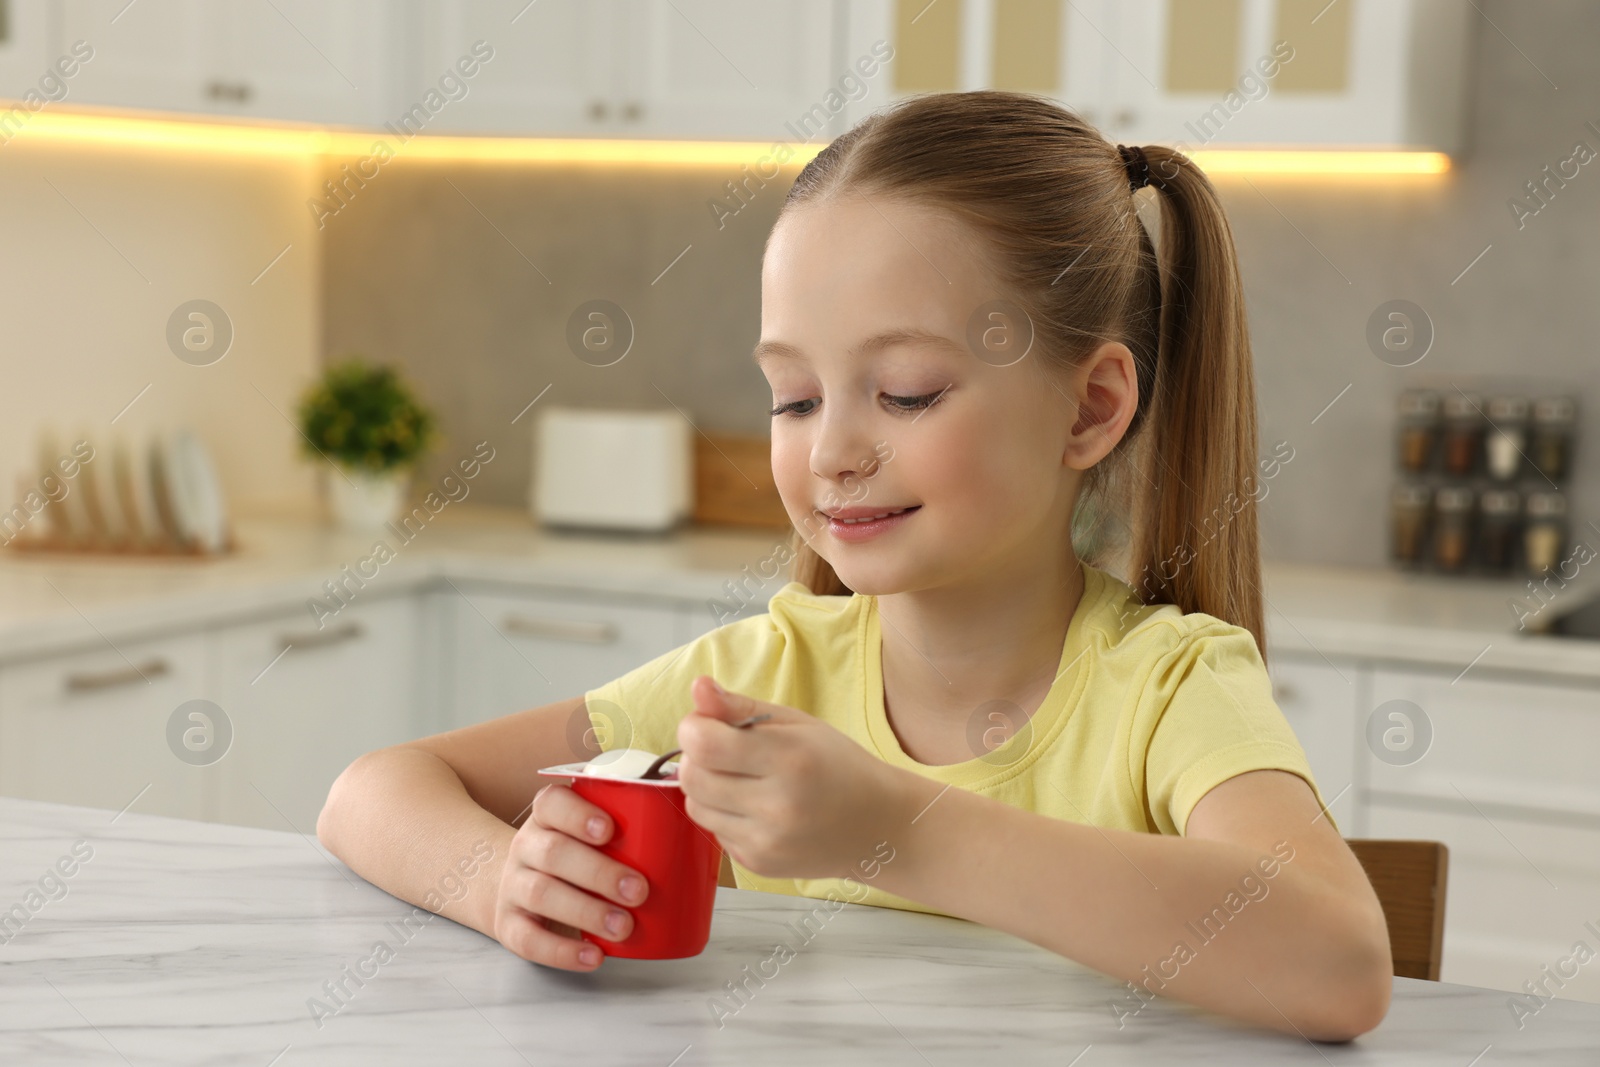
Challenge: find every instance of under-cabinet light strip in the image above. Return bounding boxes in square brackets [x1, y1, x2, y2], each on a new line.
[0, 106, 1451, 175]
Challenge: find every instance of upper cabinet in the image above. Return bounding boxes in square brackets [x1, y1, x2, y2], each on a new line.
[41, 0, 408, 126]
[416, 0, 841, 141]
[841, 0, 1474, 151]
[4, 0, 1471, 150]
[0, 0, 57, 101]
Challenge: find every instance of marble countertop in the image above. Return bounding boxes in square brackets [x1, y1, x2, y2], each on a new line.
[2, 504, 1598, 680]
[3, 795, 1598, 1065]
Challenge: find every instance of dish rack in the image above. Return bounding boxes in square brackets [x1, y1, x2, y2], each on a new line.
[5, 428, 235, 558]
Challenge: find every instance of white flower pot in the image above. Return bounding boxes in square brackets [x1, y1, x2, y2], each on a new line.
[329, 467, 409, 531]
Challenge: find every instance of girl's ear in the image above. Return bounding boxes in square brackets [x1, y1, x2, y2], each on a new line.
[1061, 340, 1139, 471]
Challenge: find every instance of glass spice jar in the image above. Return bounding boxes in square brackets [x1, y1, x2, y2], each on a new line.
[1390, 483, 1433, 568]
[1396, 390, 1441, 474]
[1530, 396, 1576, 484]
[1440, 393, 1485, 477]
[1476, 488, 1521, 573]
[1484, 395, 1530, 482]
[1523, 491, 1568, 577]
[1431, 486, 1475, 572]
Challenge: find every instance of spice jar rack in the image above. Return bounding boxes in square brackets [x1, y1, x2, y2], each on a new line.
[1390, 387, 1577, 577]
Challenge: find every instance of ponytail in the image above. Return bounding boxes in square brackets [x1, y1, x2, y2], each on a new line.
[774, 93, 1266, 656]
[1127, 144, 1265, 656]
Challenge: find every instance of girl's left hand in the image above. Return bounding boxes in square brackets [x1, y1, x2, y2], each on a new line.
[675, 675, 911, 880]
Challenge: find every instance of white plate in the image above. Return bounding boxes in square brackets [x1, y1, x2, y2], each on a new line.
[146, 436, 183, 545]
[118, 437, 163, 544]
[181, 431, 228, 551]
[165, 430, 227, 552]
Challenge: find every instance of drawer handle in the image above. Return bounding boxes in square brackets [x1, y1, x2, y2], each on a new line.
[279, 621, 365, 652]
[1272, 681, 1298, 704]
[205, 80, 254, 103]
[65, 658, 170, 692]
[501, 614, 618, 644]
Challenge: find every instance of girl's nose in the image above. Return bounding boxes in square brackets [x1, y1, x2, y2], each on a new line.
[808, 411, 879, 487]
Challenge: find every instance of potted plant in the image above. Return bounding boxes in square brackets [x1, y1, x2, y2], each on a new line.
[297, 359, 437, 530]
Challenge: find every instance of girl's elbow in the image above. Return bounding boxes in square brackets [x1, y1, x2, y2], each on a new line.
[1303, 919, 1394, 1041]
[1306, 966, 1391, 1042]
[316, 751, 374, 851]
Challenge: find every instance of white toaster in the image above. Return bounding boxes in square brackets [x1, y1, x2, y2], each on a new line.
[530, 406, 692, 531]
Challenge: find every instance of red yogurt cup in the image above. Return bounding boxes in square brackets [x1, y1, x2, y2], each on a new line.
[537, 762, 722, 959]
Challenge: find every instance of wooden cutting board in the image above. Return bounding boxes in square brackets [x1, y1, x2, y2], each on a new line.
[693, 433, 791, 529]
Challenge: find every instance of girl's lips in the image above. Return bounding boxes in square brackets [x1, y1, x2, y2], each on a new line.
[823, 505, 920, 543]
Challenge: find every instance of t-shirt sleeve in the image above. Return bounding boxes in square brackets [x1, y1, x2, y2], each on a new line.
[582, 641, 712, 759]
[1140, 622, 1336, 837]
[581, 605, 796, 760]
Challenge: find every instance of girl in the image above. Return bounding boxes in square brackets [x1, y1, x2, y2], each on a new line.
[318, 90, 1392, 1042]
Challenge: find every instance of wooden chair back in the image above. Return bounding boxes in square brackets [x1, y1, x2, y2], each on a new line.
[1346, 839, 1449, 981]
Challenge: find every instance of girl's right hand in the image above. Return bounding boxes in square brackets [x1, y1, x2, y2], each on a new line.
[491, 782, 650, 971]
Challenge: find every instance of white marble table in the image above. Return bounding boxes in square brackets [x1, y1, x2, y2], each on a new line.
[2, 797, 1596, 1065]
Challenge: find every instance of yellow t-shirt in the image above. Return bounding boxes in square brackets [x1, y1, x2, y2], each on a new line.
[583, 562, 1331, 918]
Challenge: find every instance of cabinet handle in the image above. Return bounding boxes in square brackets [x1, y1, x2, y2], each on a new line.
[1112, 108, 1136, 130]
[1272, 681, 1298, 705]
[205, 80, 254, 104]
[278, 621, 365, 652]
[587, 98, 609, 121]
[64, 658, 171, 692]
[621, 100, 643, 122]
[501, 614, 618, 644]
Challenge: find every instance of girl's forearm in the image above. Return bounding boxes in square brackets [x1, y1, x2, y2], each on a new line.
[870, 771, 1389, 1042]
[317, 747, 514, 938]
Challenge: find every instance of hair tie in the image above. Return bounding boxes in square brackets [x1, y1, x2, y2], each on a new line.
[1117, 144, 1152, 192]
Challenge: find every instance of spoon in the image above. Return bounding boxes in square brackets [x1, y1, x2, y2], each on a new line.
[640, 712, 773, 780]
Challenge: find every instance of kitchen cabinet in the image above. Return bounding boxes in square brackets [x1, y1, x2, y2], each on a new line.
[443, 582, 686, 730]
[1367, 801, 1600, 1001]
[417, 0, 841, 140]
[1105, 0, 1472, 150]
[0, 575, 742, 829]
[11, 0, 1473, 149]
[1363, 666, 1600, 998]
[0, 632, 211, 821]
[209, 594, 424, 833]
[49, 0, 405, 126]
[840, 0, 1105, 127]
[1267, 652, 1362, 832]
[840, 0, 1472, 151]
[0, 0, 56, 102]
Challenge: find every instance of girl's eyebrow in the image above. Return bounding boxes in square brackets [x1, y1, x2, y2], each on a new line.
[751, 328, 967, 366]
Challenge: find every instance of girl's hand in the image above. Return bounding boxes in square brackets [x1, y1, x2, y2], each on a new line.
[675, 675, 911, 880]
[490, 782, 648, 971]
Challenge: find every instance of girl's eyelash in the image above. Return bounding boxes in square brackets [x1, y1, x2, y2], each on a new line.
[885, 390, 947, 414]
[769, 391, 948, 419]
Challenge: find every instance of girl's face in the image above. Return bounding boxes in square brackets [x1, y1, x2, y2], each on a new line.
[757, 194, 1088, 596]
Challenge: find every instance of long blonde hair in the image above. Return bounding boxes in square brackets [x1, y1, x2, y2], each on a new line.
[778, 90, 1265, 656]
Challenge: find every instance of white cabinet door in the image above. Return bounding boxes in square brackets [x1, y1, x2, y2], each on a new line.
[0, 0, 57, 102]
[1367, 801, 1600, 1001]
[59, 0, 211, 114]
[618, 0, 839, 142]
[416, 0, 614, 134]
[1364, 667, 1600, 819]
[419, 0, 839, 140]
[0, 633, 211, 821]
[1266, 653, 1361, 832]
[59, 0, 400, 124]
[209, 0, 403, 127]
[1363, 666, 1600, 1001]
[211, 595, 423, 833]
[446, 584, 682, 729]
[1104, 0, 1472, 149]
